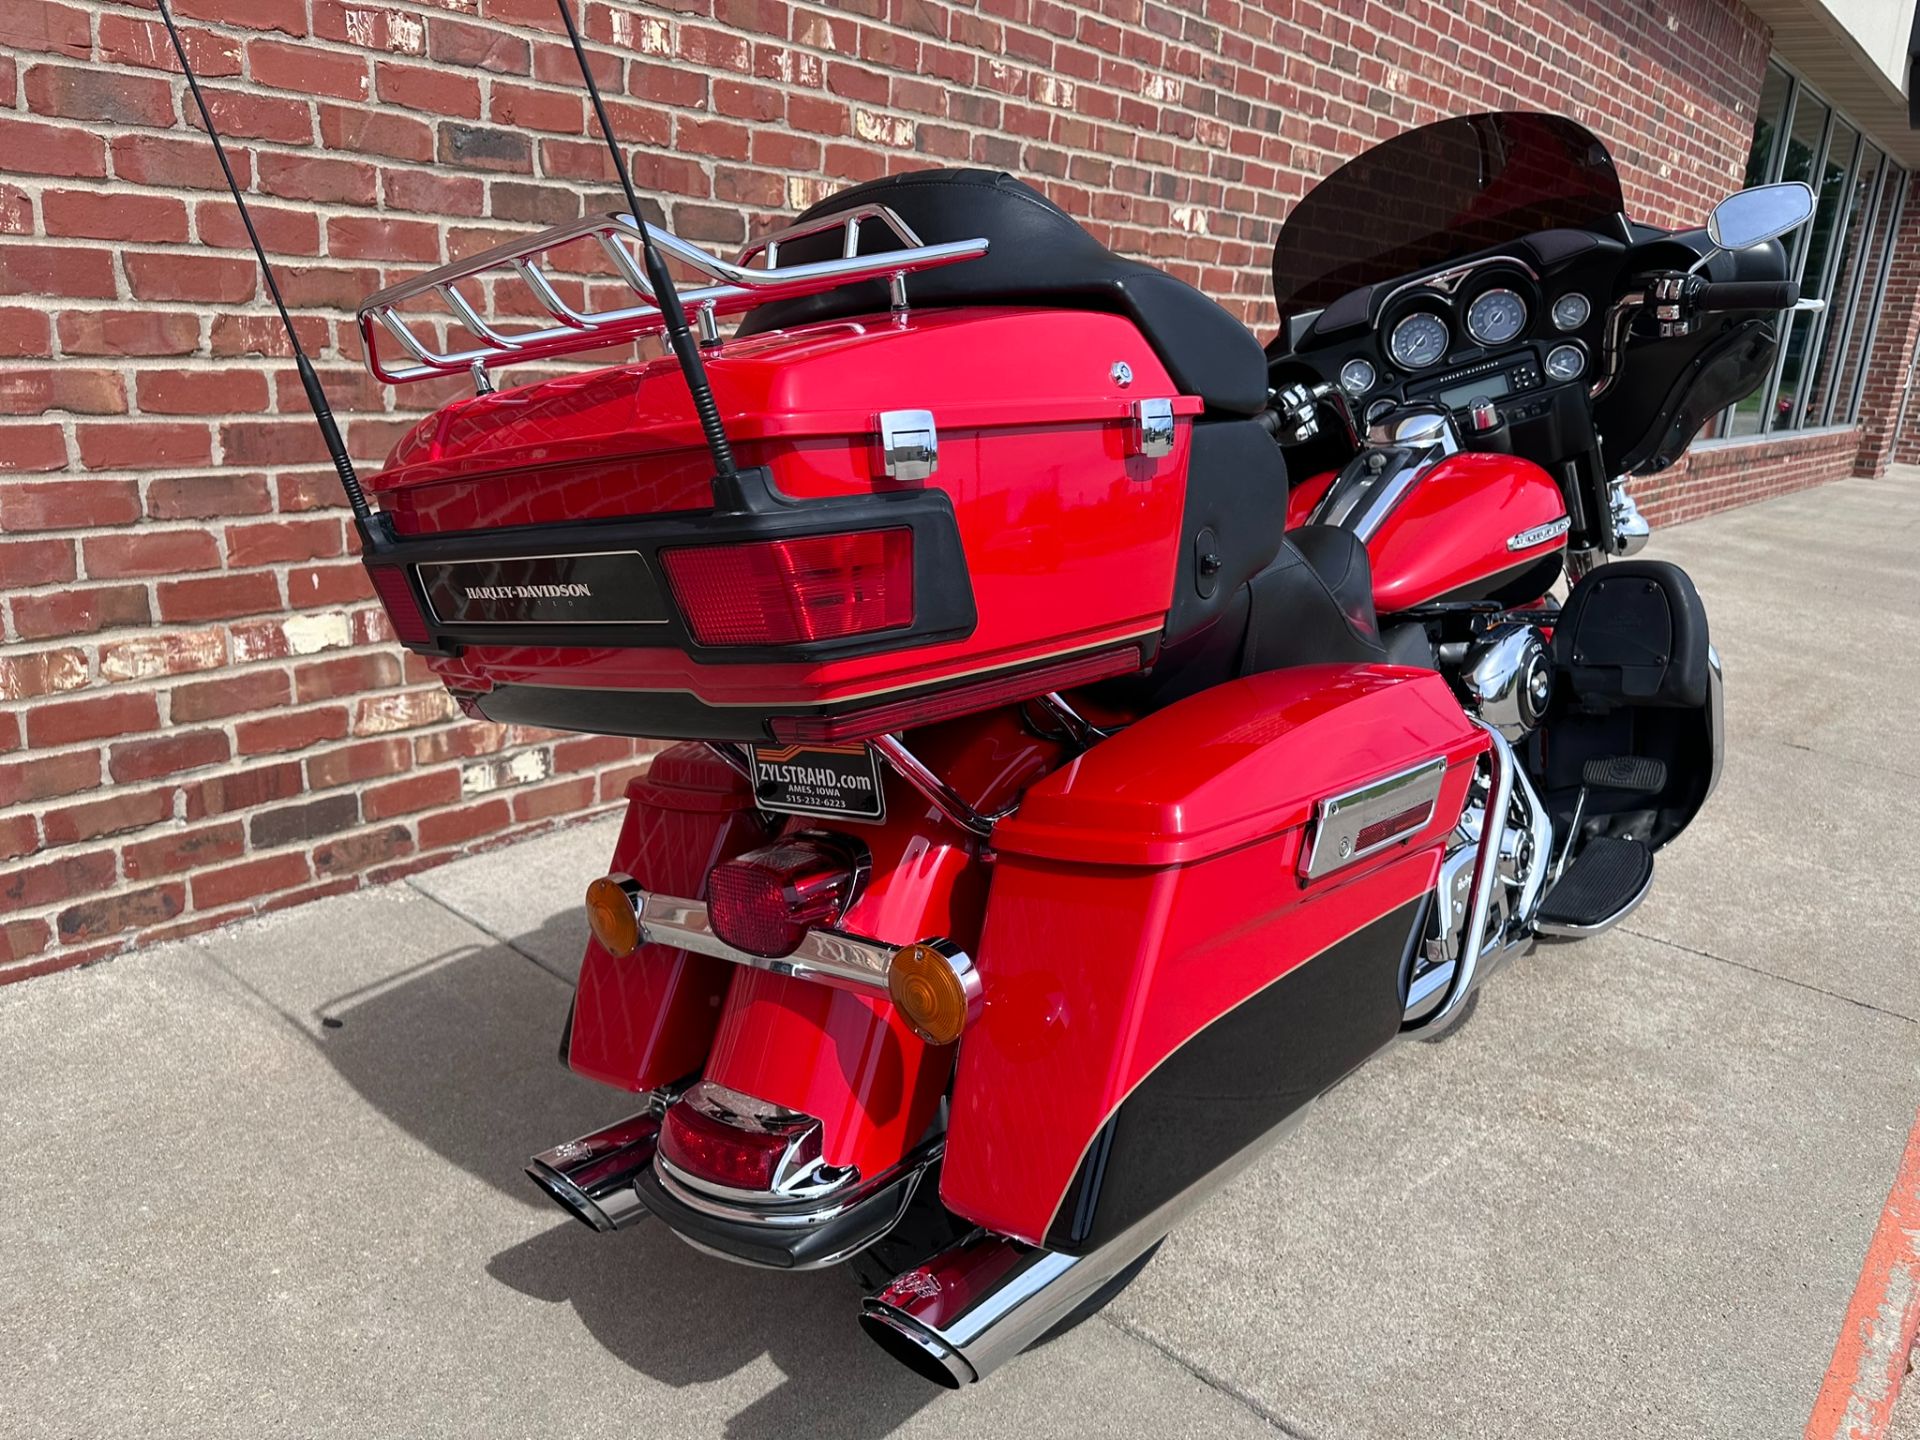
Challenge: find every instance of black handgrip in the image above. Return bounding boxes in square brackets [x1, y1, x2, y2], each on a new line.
[1694, 279, 1799, 312]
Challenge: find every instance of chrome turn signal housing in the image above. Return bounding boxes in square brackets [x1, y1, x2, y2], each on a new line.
[584, 873, 643, 957]
[887, 940, 982, 1047]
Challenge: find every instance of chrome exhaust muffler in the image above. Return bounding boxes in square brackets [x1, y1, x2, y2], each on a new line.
[524, 1110, 661, 1233]
[859, 1219, 1164, 1387]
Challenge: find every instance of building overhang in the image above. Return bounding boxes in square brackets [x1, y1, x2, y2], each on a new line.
[1741, 0, 1920, 164]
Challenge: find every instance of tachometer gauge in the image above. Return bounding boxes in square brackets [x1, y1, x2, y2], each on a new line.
[1551, 293, 1592, 330]
[1466, 289, 1527, 346]
[1388, 312, 1449, 370]
[1339, 357, 1377, 395]
[1545, 343, 1587, 382]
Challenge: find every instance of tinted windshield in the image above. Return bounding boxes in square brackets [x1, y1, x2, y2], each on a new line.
[1272, 112, 1625, 321]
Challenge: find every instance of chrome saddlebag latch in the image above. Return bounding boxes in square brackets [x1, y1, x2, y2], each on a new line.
[877, 409, 938, 481]
[1130, 398, 1176, 458]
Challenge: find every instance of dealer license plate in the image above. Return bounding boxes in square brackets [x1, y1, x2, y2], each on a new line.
[747, 742, 886, 822]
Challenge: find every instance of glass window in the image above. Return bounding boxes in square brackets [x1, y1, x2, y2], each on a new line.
[1704, 65, 1909, 443]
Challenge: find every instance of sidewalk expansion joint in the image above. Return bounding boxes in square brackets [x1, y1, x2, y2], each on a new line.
[1620, 927, 1919, 1026]
[1097, 1310, 1319, 1438]
[402, 881, 577, 988]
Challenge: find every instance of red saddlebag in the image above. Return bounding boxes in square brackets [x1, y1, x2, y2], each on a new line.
[941, 664, 1488, 1249]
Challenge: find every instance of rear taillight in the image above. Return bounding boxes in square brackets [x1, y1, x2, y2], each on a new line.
[770, 643, 1144, 744]
[658, 1102, 819, 1193]
[659, 529, 914, 646]
[365, 565, 433, 646]
[706, 837, 860, 958]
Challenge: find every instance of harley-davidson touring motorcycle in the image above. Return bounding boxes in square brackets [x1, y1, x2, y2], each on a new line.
[164, 0, 1814, 1387]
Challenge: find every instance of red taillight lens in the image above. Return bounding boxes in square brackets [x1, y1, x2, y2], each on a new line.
[366, 565, 433, 646]
[770, 643, 1145, 744]
[706, 838, 856, 958]
[659, 529, 914, 646]
[658, 1103, 818, 1193]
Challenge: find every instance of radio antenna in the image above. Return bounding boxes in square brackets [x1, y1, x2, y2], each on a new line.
[156, 0, 371, 522]
[556, 0, 738, 486]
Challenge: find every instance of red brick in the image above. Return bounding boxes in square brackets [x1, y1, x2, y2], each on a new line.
[0, 538, 77, 588]
[0, 815, 38, 864]
[0, 308, 53, 359]
[428, 17, 531, 72]
[325, 215, 442, 263]
[235, 708, 351, 756]
[248, 38, 371, 100]
[2, 480, 141, 530]
[25, 64, 179, 126]
[173, 0, 307, 33]
[220, 519, 344, 570]
[10, 585, 152, 642]
[0, 919, 52, 968]
[98, 14, 243, 78]
[314, 4, 428, 54]
[363, 769, 460, 820]
[352, 689, 456, 736]
[39, 190, 187, 244]
[0, 244, 115, 298]
[171, 670, 293, 724]
[250, 793, 360, 848]
[178, 761, 304, 817]
[57, 885, 188, 945]
[193, 199, 322, 257]
[306, 737, 412, 790]
[82, 531, 223, 579]
[489, 81, 583, 133]
[292, 653, 400, 703]
[0, 115, 106, 178]
[254, 151, 378, 206]
[155, 572, 282, 623]
[110, 134, 253, 191]
[0, 750, 101, 807]
[75, 423, 215, 471]
[288, 562, 375, 609]
[0, 369, 127, 417]
[375, 60, 482, 117]
[221, 420, 339, 468]
[191, 854, 313, 912]
[148, 473, 273, 520]
[0, 647, 88, 701]
[312, 825, 414, 876]
[0, 851, 116, 910]
[0, 423, 67, 473]
[418, 798, 511, 850]
[134, 371, 273, 417]
[0, 2, 89, 57]
[0, 184, 30, 235]
[198, 87, 314, 144]
[25, 693, 161, 749]
[109, 733, 231, 791]
[511, 776, 599, 823]
[552, 734, 638, 771]
[125, 253, 260, 305]
[0, 714, 16, 755]
[318, 105, 434, 163]
[42, 789, 174, 847]
[98, 630, 228, 685]
[123, 822, 247, 881]
[57, 311, 202, 358]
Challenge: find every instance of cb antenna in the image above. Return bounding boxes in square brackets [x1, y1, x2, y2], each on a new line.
[155, 0, 371, 523]
[556, 0, 738, 487]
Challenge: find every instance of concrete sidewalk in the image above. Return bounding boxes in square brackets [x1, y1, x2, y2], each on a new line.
[3, 475, 1917, 1439]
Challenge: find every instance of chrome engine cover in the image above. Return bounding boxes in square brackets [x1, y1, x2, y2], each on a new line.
[1458, 623, 1553, 739]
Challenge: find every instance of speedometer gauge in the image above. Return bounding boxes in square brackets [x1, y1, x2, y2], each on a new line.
[1466, 289, 1528, 346]
[1388, 312, 1449, 370]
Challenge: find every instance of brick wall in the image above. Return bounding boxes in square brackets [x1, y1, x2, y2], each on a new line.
[0, 0, 1780, 980]
[1858, 187, 1920, 476]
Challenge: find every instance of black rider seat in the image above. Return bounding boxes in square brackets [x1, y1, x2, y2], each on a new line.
[735, 168, 1269, 415]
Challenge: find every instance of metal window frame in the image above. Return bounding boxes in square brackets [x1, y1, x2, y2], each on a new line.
[1706, 57, 1910, 444]
[1850, 169, 1911, 427]
[1756, 87, 1835, 437]
[1785, 120, 1863, 430]
[1818, 148, 1890, 428]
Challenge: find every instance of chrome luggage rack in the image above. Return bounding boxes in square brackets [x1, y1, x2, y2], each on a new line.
[356, 204, 989, 385]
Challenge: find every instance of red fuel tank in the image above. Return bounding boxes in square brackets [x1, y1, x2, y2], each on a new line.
[1288, 453, 1568, 613]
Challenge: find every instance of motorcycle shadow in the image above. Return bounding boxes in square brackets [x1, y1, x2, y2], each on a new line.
[314, 922, 935, 1436]
[488, 1220, 935, 1438]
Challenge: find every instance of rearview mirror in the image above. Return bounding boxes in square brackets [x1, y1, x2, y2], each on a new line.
[1708, 182, 1815, 251]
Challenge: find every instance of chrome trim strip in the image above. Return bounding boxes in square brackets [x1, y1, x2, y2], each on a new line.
[1299, 756, 1448, 881]
[1376, 253, 1541, 316]
[619, 881, 898, 996]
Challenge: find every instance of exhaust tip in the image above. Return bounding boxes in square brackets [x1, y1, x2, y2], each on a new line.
[524, 1159, 647, 1234]
[860, 1307, 975, 1389]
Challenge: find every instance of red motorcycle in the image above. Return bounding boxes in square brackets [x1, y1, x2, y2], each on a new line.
[167, 2, 1813, 1384]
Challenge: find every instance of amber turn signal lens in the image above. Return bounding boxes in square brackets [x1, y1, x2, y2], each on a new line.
[585, 874, 642, 957]
[887, 941, 981, 1047]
